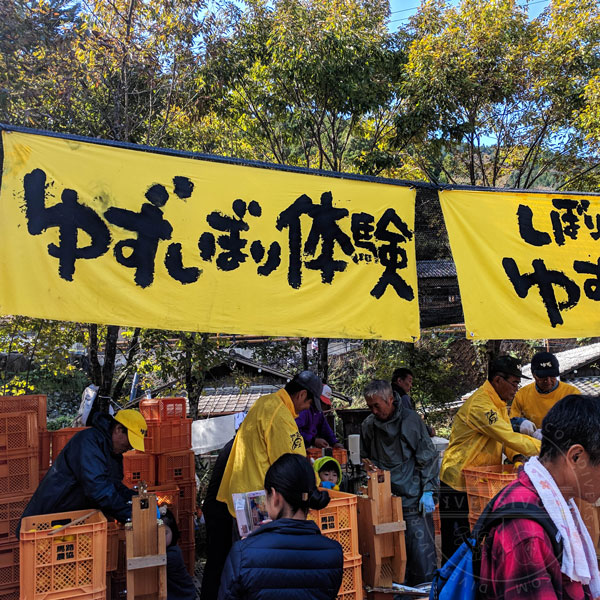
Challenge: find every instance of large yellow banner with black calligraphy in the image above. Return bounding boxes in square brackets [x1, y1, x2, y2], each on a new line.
[440, 189, 600, 339]
[0, 129, 419, 340]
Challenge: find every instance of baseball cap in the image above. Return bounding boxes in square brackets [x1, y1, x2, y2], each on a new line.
[491, 355, 530, 380]
[531, 352, 559, 377]
[320, 384, 333, 407]
[114, 409, 147, 452]
[293, 370, 324, 411]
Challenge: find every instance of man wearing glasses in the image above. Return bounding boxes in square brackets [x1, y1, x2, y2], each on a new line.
[438, 356, 541, 563]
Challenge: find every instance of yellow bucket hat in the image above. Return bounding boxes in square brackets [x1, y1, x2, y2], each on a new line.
[114, 409, 147, 452]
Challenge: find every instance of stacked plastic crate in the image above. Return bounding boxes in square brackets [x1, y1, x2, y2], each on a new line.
[308, 489, 362, 600]
[0, 394, 47, 600]
[140, 398, 196, 575]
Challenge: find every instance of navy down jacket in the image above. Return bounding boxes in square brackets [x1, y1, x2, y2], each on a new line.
[19, 413, 135, 533]
[218, 518, 343, 600]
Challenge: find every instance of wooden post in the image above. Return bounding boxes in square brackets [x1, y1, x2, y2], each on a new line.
[125, 493, 167, 600]
[357, 468, 406, 588]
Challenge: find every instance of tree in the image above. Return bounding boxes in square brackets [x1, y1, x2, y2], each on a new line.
[395, 0, 600, 189]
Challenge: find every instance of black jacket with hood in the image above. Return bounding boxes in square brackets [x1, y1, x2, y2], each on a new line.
[19, 412, 135, 534]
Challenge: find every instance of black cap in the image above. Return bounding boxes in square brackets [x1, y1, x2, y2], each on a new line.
[292, 370, 324, 411]
[491, 355, 530, 379]
[531, 352, 559, 377]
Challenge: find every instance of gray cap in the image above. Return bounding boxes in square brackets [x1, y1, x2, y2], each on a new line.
[292, 370, 324, 411]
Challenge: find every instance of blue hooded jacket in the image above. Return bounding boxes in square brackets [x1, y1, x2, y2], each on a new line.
[19, 412, 135, 533]
[218, 518, 343, 600]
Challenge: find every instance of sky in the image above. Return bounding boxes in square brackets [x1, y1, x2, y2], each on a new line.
[387, 0, 551, 29]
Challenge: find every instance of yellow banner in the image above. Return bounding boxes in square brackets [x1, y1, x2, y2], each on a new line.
[440, 189, 600, 339]
[0, 129, 419, 340]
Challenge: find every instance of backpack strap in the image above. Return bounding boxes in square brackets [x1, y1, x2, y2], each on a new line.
[479, 503, 563, 558]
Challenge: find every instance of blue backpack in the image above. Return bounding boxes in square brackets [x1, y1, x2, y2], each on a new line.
[430, 494, 563, 600]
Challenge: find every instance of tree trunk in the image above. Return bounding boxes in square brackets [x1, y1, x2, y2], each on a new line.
[301, 338, 309, 371]
[88, 324, 102, 387]
[317, 338, 329, 382]
[97, 325, 120, 412]
[111, 327, 141, 402]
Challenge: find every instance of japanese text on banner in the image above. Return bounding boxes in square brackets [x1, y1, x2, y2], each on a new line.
[0, 129, 419, 340]
[440, 190, 600, 339]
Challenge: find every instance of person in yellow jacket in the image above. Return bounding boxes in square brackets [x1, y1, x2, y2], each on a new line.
[510, 351, 580, 433]
[217, 370, 323, 522]
[439, 356, 541, 563]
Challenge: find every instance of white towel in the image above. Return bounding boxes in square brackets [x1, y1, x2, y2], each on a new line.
[524, 456, 600, 597]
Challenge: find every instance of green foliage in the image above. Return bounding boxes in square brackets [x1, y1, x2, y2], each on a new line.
[328, 332, 467, 427]
[199, 0, 404, 171]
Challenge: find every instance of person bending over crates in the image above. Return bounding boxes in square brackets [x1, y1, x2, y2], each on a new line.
[360, 379, 439, 586]
[439, 356, 541, 563]
[18, 409, 147, 536]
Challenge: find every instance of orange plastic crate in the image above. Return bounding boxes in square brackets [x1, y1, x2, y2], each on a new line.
[337, 555, 362, 600]
[0, 450, 38, 499]
[39, 430, 51, 473]
[20, 509, 107, 600]
[180, 542, 195, 577]
[140, 397, 187, 422]
[0, 395, 46, 431]
[308, 489, 359, 559]
[148, 484, 180, 519]
[332, 448, 348, 466]
[0, 494, 31, 544]
[177, 481, 196, 515]
[433, 505, 441, 537]
[122, 451, 156, 488]
[0, 586, 19, 600]
[178, 512, 195, 546]
[306, 448, 322, 461]
[0, 543, 19, 589]
[106, 521, 120, 572]
[463, 465, 517, 522]
[51, 428, 86, 462]
[144, 419, 192, 454]
[157, 450, 195, 484]
[0, 412, 38, 456]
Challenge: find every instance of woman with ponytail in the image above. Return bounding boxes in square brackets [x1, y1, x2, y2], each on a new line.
[218, 453, 344, 600]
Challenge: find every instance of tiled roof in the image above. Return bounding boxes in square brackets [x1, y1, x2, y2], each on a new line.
[197, 385, 279, 416]
[520, 342, 600, 378]
[417, 260, 457, 279]
[563, 376, 600, 395]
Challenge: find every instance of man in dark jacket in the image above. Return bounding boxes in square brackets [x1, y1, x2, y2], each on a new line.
[19, 409, 147, 532]
[361, 379, 439, 586]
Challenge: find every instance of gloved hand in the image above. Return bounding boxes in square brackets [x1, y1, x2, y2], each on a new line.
[419, 491, 435, 515]
[321, 481, 335, 489]
[533, 429, 543, 441]
[519, 419, 536, 436]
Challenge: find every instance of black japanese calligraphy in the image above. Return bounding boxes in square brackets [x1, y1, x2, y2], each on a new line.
[503, 258, 581, 327]
[23, 168, 111, 281]
[21, 170, 416, 301]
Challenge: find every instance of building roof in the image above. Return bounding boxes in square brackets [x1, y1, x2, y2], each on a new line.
[417, 260, 456, 279]
[197, 385, 280, 417]
[565, 376, 600, 395]
[520, 342, 600, 378]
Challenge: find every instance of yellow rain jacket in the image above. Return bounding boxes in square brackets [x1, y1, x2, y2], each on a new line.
[217, 388, 306, 517]
[510, 381, 580, 429]
[440, 381, 541, 492]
